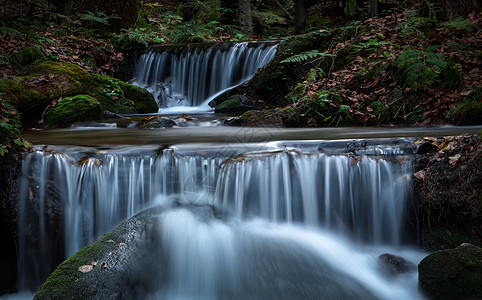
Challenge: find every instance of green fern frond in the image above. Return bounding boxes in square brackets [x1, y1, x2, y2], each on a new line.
[395, 46, 452, 91]
[439, 17, 475, 32]
[281, 50, 335, 64]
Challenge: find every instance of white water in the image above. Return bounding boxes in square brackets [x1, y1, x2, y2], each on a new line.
[131, 42, 277, 110]
[15, 140, 425, 298]
[155, 208, 424, 299]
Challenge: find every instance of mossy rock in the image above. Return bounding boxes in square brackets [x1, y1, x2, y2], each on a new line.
[419, 243, 482, 300]
[92, 74, 158, 114]
[215, 94, 263, 114]
[44, 95, 102, 126]
[0, 61, 157, 126]
[239, 91, 359, 127]
[34, 207, 165, 300]
[1, 61, 96, 114]
[11, 45, 48, 67]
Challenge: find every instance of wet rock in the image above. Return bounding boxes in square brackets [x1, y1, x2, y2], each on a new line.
[138, 116, 176, 129]
[102, 110, 126, 119]
[215, 94, 264, 114]
[378, 253, 416, 277]
[223, 117, 242, 126]
[418, 243, 482, 300]
[34, 207, 166, 300]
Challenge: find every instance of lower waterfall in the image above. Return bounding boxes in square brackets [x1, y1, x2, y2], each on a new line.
[15, 140, 424, 298]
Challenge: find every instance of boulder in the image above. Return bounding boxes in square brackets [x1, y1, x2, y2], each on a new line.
[378, 253, 416, 277]
[418, 243, 482, 300]
[34, 207, 165, 300]
[44, 95, 102, 126]
[215, 94, 264, 114]
[0, 61, 158, 127]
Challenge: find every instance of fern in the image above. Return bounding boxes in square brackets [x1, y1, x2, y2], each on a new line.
[79, 11, 120, 26]
[281, 50, 335, 64]
[439, 17, 476, 33]
[396, 10, 434, 40]
[395, 46, 449, 91]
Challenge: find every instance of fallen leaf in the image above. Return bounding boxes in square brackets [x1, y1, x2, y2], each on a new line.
[413, 170, 425, 181]
[449, 154, 461, 165]
[78, 265, 94, 273]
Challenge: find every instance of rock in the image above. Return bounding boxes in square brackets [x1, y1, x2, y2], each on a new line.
[416, 135, 481, 251]
[102, 110, 126, 119]
[11, 45, 48, 67]
[378, 253, 416, 277]
[215, 94, 264, 113]
[35, 206, 378, 300]
[34, 207, 165, 300]
[91, 74, 158, 115]
[0, 61, 158, 127]
[1, 61, 95, 115]
[223, 117, 242, 126]
[44, 95, 102, 126]
[419, 243, 482, 300]
[138, 116, 176, 129]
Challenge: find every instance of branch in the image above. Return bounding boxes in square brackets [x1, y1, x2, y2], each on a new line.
[274, 0, 294, 21]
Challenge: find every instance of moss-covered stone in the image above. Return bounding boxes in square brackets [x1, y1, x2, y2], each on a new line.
[11, 45, 48, 67]
[34, 207, 164, 300]
[92, 74, 158, 114]
[418, 243, 482, 300]
[44, 95, 102, 126]
[12, 45, 48, 67]
[215, 94, 263, 114]
[1, 61, 96, 114]
[0, 61, 157, 127]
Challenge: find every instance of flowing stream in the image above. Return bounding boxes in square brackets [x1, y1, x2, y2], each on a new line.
[9, 42, 482, 299]
[16, 139, 426, 299]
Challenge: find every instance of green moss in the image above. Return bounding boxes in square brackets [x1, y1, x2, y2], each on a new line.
[34, 232, 120, 300]
[215, 95, 245, 113]
[1, 61, 96, 113]
[92, 74, 157, 114]
[1, 61, 157, 126]
[11, 45, 47, 67]
[44, 95, 102, 126]
[419, 244, 482, 300]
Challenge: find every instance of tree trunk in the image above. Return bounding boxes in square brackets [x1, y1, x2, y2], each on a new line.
[239, 0, 253, 35]
[368, 0, 377, 17]
[295, 0, 306, 35]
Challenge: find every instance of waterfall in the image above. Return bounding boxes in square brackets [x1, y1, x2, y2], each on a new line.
[16, 141, 417, 292]
[131, 42, 277, 110]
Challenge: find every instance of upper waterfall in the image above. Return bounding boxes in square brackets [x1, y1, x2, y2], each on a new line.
[131, 42, 277, 112]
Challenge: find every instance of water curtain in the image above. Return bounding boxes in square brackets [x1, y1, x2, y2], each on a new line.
[16, 143, 415, 291]
[131, 42, 277, 108]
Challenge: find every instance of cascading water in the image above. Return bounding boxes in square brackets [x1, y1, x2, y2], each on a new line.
[131, 42, 277, 111]
[15, 140, 425, 299]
